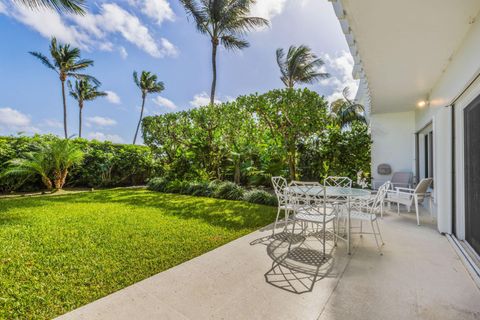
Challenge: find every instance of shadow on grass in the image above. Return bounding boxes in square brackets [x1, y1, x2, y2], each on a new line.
[0, 188, 277, 231]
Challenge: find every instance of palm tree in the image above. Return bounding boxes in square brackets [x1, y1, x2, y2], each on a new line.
[15, 0, 85, 14]
[133, 71, 165, 145]
[68, 79, 107, 138]
[30, 37, 96, 138]
[49, 138, 84, 189]
[331, 87, 366, 128]
[179, 0, 268, 105]
[276, 45, 330, 88]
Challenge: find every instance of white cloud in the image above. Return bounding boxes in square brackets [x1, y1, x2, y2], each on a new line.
[43, 119, 63, 128]
[3, 2, 177, 58]
[87, 132, 124, 143]
[105, 91, 121, 104]
[189, 92, 220, 108]
[152, 96, 177, 110]
[138, 0, 175, 25]
[9, 5, 91, 49]
[0, 107, 30, 127]
[320, 51, 359, 103]
[0, 107, 40, 133]
[86, 116, 117, 127]
[119, 46, 128, 59]
[160, 38, 179, 57]
[0, 1, 7, 14]
[250, 0, 287, 20]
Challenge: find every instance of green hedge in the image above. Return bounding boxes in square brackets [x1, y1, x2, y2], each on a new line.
[147, 177, 277, 206]
[0, 135, 155, 192]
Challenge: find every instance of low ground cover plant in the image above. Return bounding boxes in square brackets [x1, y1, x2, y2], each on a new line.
[147, 178, 278, 206]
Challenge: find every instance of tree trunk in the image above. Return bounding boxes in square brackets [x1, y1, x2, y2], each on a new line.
[53, 169, 68, 190]
[210, 41, 218, 105]
[78, 102, 83, 138]
[41, 176, 53, 190]
[133, 94, 146, 145]
[288, 144, 296, 181]
[61, 79, 68, 138]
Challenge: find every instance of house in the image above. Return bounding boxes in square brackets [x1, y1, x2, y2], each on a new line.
[330, 0, 480, 282]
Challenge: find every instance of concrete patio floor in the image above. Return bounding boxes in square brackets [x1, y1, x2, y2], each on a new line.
[57, 208, 480, 320]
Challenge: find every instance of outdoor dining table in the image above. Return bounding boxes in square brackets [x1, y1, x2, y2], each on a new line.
[286, 186, 371, 254]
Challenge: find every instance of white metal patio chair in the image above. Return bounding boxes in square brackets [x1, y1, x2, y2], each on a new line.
[386, 178, 433, 226]
[339, 183, 389, 255]
[271, 176, 292, 236]
[324, 176, 352, 188]
[287, 181, 337, 258]
[372, 171, 413, 190]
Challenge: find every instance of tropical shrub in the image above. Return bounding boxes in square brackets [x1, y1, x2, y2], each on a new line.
[0, 135, 155, 192]
[243, 189, 277, 206]
[212, 181, 245, 200]
[142, 88, 370, 186]
[1, 138, 84, 190]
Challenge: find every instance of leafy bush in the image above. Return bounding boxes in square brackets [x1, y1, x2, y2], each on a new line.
[212, 181, 245, 200]
[0, 135, 155, 192]
[142, 88, 371, 185]
[147, 177, 169, 192]
[243, 189, 277, 206]
[187, 181, 213, 197]
[165, 180, 191, 194]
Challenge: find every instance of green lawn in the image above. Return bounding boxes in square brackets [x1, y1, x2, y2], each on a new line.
[0, 188, 276, 319]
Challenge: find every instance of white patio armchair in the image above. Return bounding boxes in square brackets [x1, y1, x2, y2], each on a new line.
[287, 181, 337, 257]
[271, 176, 292, 236]
[338, 183, 389, 254]
[386, 178, 433, 226]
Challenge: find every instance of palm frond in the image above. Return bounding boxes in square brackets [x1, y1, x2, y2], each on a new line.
[14, 0, 86, 15]
[29, 51, 57, 72]
[220, 34, 249, 50]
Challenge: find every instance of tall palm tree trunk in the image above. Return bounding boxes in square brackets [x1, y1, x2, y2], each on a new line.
[210, 41, 218, 105]
[78, 102, 83, 138]
[133, 95, 146, 145]
[61, 80, 68, 138]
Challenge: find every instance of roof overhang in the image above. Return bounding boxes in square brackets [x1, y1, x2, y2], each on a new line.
[329, 0, 480, 114]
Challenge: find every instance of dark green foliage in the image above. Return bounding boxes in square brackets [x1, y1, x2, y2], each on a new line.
[243, 189, 277, 206]
[0, 135, 154, 192]
[142, 88, 371, 186]
[212, 181, 245, 200]
[146, 177, 169, 192]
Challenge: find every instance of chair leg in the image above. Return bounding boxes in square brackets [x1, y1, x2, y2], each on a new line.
[333, 217, 337, 247]
[371, 220, 383, 255]
[283, 210, 290, 232]
[322, 222, 326, 258]
[272, 207, 281, 236]
[288, 217, 296, 253]
[397, 202, 400, 214]
[414, 195, 420, 226]
[375, 218, 384, 245]
[360, 220, 363, 237]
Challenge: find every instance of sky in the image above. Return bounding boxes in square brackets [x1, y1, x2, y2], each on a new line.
[0, 0, 358, 144]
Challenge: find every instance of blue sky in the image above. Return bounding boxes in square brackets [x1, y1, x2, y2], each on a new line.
[0, 0, 357, 143]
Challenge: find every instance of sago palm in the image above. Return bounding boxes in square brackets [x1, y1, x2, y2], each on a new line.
[331, 87, 366, 129]
[276, 45, 330, 88]
[30, 37, 96, 138]
[68, 79, 107, 138]
[180, 0, 268, 105]
[49, 139, 84, 189]
[1, 149, 53, 190]
[133, 71, 164, 145]
[15, 0, 85, 14]
[1, 139, 84, 190]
